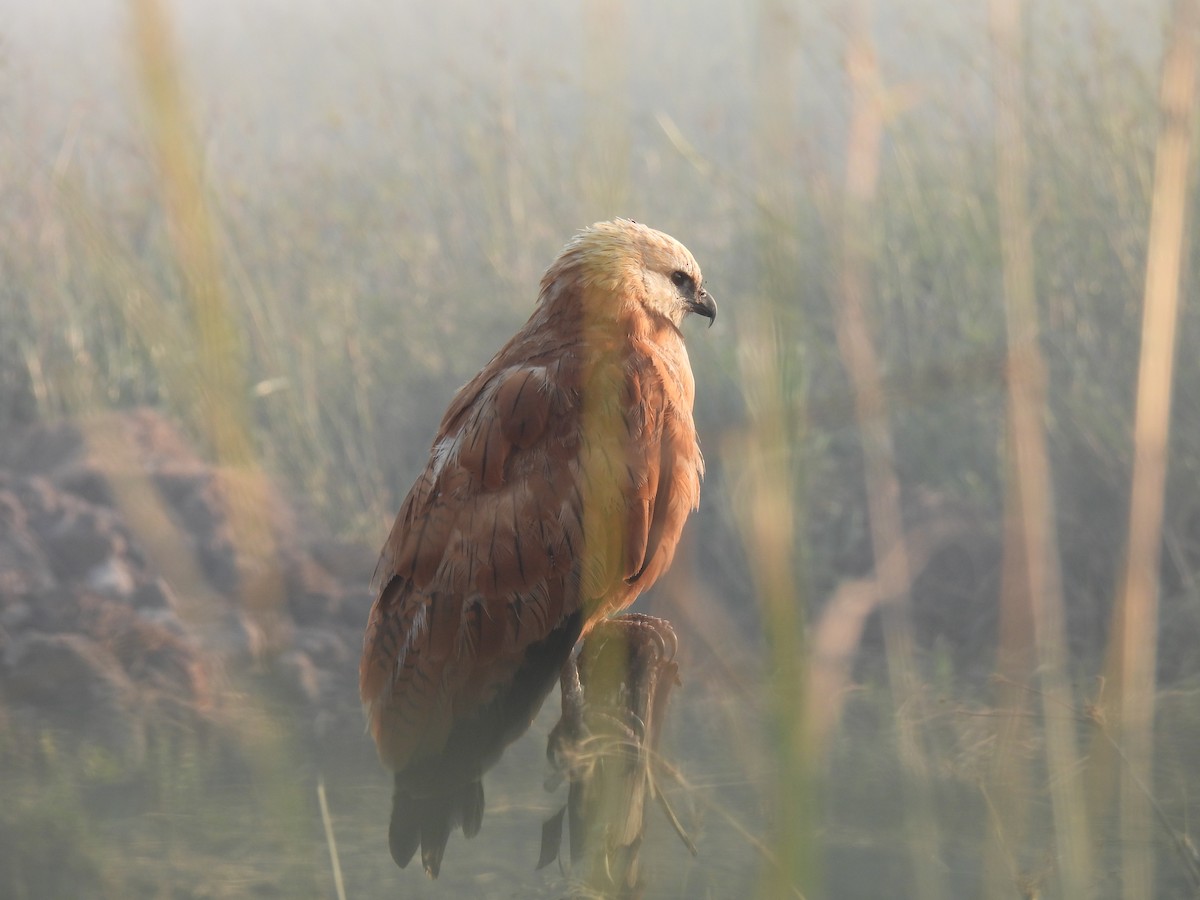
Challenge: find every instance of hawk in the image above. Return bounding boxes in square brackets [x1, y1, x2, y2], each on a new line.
[359, 218, 714, 877]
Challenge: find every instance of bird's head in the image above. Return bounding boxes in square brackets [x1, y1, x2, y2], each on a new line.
[540, 219, 717, 330]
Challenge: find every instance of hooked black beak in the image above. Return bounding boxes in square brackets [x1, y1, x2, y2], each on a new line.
[689, 288, 717, 327]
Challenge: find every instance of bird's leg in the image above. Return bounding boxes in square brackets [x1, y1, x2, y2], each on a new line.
[538, 647, 591, 870]
[561, 648, 585, 733]
[545, 647, 587, 790]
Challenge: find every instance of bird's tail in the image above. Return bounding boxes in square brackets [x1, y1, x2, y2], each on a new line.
[388, 776, 485, 878]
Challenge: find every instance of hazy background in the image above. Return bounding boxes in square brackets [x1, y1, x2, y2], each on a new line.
[1, 0, 1198, 897]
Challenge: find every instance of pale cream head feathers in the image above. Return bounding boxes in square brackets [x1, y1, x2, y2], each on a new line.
[539, 219, 717, 328]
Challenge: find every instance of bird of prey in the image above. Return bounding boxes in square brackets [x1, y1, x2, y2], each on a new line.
[359, 218, 715, 878]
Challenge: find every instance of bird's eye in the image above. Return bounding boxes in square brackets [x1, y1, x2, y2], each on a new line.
[671, 270, 692, 289]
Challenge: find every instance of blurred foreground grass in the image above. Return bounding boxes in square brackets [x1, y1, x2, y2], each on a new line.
[3, 0, 1200, 897]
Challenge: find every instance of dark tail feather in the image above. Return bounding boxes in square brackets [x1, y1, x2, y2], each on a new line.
[419, 811, 453, 878]
[460, 779, 484, 838]
[388, 776, 486, 878]
[388, 777, 422, 871]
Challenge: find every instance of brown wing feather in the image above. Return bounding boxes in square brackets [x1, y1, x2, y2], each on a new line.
[361, 354, 577, 769]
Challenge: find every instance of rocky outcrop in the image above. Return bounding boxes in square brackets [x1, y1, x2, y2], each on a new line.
[0, 410, 376, 763]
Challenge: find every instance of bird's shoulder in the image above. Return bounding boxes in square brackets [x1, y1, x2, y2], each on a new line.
[369, 331, 584, 595]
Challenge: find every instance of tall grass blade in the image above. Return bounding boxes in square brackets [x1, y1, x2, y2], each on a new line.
[990, 0, 1094, 895]
[1108, 3, 1200, 896]
[834, 5, 945, 897]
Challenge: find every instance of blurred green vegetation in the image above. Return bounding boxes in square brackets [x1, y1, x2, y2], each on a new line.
[2, 0, 1200, 897]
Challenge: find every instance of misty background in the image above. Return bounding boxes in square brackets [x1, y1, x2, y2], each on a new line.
[1, 0, 1198, 897]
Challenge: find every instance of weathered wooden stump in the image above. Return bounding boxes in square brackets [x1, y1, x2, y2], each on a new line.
[540, 613, 695, 898]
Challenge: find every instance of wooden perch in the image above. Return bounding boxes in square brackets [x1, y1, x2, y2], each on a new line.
[540, 613, 693, 898]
